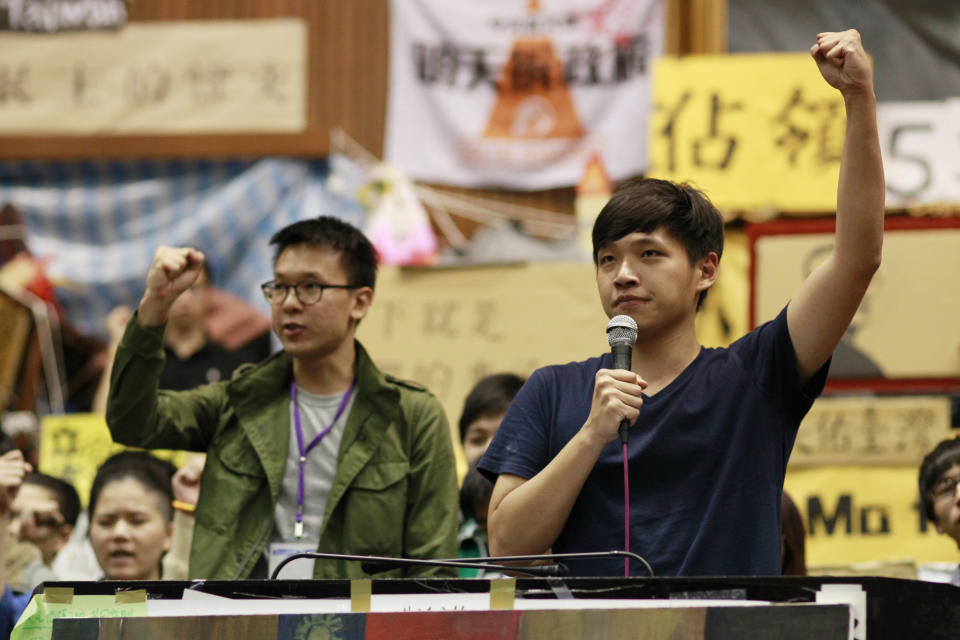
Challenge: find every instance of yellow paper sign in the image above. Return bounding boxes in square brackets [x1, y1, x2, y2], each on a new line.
[784, 465, 958, 567]
[489, 578, 516, 610]
[38, 413, 190, 507]
[649, 53, 844, 212]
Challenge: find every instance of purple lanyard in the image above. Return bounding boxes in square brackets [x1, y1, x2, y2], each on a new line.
[291, 380, 355, 539]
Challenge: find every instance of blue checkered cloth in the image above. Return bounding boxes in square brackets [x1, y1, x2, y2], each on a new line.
[0, 158, 366, 339]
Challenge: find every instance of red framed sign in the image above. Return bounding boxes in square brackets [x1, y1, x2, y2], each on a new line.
[747, 215, 960, 393]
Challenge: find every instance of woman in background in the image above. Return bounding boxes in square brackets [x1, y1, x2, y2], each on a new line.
[88, 451, 175, 581]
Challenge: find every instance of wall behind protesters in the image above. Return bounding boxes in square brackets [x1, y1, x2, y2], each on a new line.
[0, 0, 728, 221]
[0, 0, 577, 218]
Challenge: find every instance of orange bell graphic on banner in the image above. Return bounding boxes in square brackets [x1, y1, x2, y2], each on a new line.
[484, 37, 584, 140]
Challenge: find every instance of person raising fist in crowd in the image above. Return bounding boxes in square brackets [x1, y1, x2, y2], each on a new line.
[1, 447, 35, 634]
[106, 218, 457, 580]
[7, 472, 80, 592]
[479, 30, 884, 577]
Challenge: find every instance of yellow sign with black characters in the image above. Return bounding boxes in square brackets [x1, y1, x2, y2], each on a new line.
[648, 54, 844, 213]
[784, 465, 959, 567]
[38, 413, 189, 507]
[359, 262, 608, 478]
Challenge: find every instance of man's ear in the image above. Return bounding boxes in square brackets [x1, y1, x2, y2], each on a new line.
[350, 287, 374, 322]
[696, 252, 719, 291]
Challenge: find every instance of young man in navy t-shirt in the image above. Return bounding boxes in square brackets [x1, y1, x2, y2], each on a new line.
[478, 30, 885, 577]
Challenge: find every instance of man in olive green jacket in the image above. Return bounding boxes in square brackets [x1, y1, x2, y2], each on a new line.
[106, 217, 458, 579]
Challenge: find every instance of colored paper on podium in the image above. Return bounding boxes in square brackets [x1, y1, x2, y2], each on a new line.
[13, 593, 146, 640]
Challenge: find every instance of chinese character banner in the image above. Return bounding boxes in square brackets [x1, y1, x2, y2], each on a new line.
[649, 53, 845, 213]
[384, 0, 663, 190]
[0, 19, 307, 134]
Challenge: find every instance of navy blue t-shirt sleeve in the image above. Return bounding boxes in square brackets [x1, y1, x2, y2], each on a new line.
[477, 368, 553, 482]
[729, 303, 829, 422]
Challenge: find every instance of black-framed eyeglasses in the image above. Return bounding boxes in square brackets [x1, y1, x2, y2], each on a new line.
[931, 475, 960, 502]
[260, 280, 359, 305]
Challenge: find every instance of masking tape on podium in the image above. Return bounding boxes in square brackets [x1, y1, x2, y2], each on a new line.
[42, 588, 73, 604]
[350, 579, 372, 612]
[115, 589, 147, 605]
[489, 578, 516, 610]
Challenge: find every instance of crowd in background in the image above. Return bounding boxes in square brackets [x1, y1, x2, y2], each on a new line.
[2, 213, 960, 633]
[0, 22, 958, 638]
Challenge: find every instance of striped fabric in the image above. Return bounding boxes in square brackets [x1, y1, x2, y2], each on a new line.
[0, 158, 366, 338]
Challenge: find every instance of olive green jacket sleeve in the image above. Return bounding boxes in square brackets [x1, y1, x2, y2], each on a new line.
[106, 314, 228, 452]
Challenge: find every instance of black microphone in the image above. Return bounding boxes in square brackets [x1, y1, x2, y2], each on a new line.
[606, 314, 638, 444]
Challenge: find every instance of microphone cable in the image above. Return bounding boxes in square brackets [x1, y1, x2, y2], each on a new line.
[622, 441, 630, 577]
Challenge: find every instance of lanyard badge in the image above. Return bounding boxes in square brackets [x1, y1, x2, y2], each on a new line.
[290, 381, 355, 540]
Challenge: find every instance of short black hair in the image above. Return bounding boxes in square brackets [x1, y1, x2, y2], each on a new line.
[89, 451, 177, 522]
[459, 464, 494, 522]
[919, 436, 960, 523]
[592, 177, 725, 309]
[458, 373, 526, 443]
[269, 216, 378, 289]
[25, 472, 81, 528]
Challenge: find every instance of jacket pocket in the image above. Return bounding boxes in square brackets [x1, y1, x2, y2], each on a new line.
[351, 461, 408, 490]
[199, 427, 267, 537]
[341, 460, 409, 555]
[212, 427, 265, 478]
